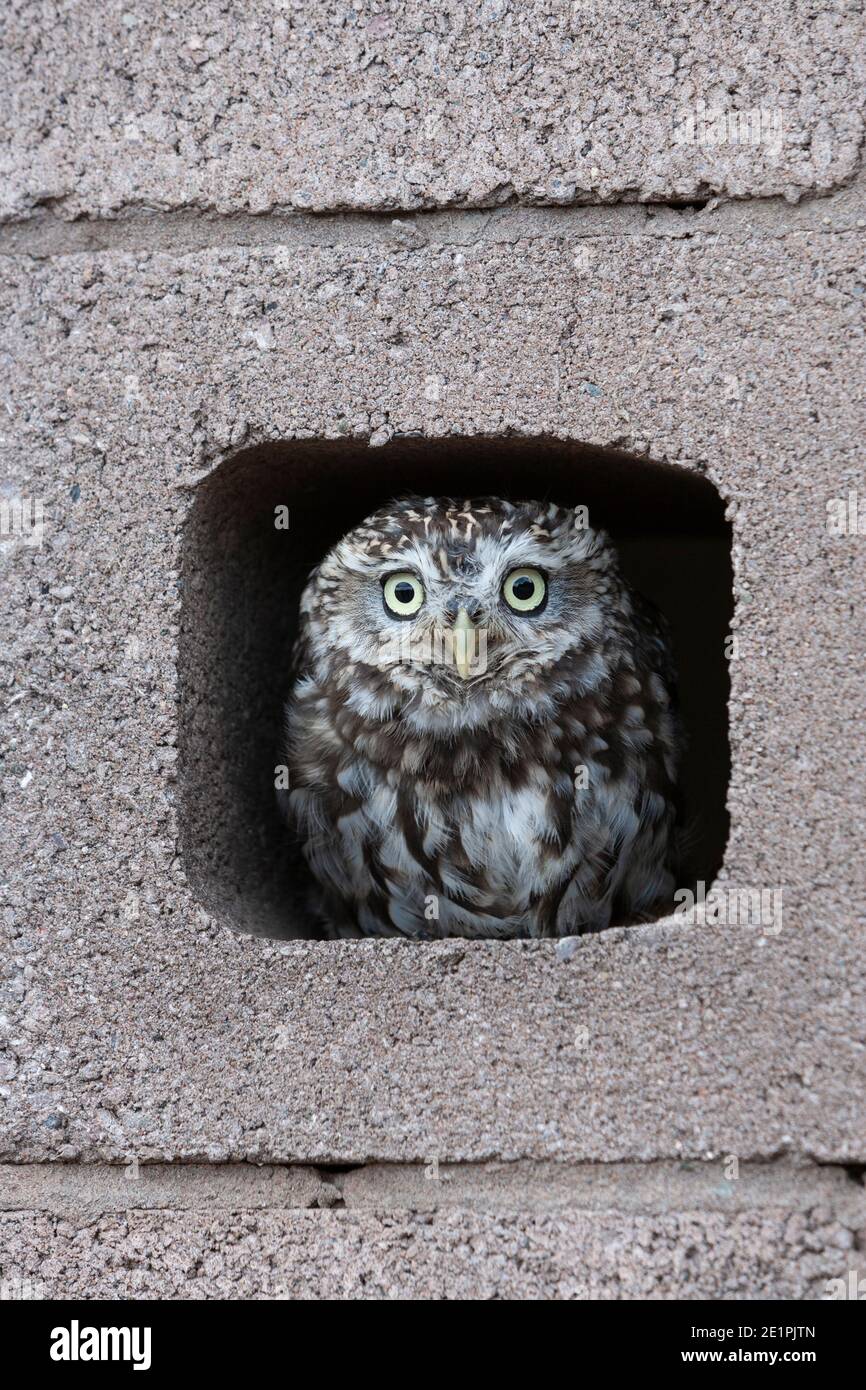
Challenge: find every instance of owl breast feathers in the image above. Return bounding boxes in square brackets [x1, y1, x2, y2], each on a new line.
[284, 496, 682, 939]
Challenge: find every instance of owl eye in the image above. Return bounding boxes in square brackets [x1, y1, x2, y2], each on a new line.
[382, 571, 425, 618]
[502, 567, 547, 613]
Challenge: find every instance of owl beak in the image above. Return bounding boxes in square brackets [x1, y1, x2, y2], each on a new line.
[450, 606, 477, 681]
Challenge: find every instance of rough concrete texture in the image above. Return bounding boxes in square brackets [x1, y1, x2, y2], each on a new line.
[2, 1, 866, 1299]
[1, 179, 865, 1169]
[1, 2, 865, 221]
[2, 1161, 863, 1298]
[3, 1207, 860, 1299]
[0, 1162, 337, 1217]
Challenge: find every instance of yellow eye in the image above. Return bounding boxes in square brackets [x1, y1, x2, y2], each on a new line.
[382, 571, 425, 618]
[502, 567, 547, 613]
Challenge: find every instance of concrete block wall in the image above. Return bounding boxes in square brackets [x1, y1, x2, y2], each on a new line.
[1, 1, 864, 1298]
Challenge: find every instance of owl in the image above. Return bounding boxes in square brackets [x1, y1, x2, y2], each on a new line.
[283, 496, 681, 939]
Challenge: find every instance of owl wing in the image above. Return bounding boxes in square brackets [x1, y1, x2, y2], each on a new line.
[277, 567, 319, 828]
[628, 588, 679, 698]
[286, 561, 321, 686]
[554, 588, 683, 935]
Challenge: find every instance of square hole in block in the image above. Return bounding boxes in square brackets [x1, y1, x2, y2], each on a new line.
[178, 437, 732, 939]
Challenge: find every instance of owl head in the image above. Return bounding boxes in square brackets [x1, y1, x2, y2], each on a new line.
[298, 496, 625, 733]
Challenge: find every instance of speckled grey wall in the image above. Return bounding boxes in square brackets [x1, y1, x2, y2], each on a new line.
[1, 1, 864, 1299]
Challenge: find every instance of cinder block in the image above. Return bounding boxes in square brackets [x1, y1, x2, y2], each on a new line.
[1, 1160, 862, 1299]
[2, 183, 864, 1171]
[3, 0, 865, 1301]
[180, 438, 732, 937]
[1, 2, 863, 219]
[3, 1206, 860, 1299]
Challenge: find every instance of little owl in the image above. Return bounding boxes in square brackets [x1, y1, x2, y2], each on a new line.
[284, 496, 681, 939]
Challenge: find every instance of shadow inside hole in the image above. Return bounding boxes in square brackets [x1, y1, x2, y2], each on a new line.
[178, 436, 732, 939]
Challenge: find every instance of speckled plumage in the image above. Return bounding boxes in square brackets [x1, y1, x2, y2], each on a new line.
[284, 497, 681, 939]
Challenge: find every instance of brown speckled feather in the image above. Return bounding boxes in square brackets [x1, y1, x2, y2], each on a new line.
[283, 497, 682, 939]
